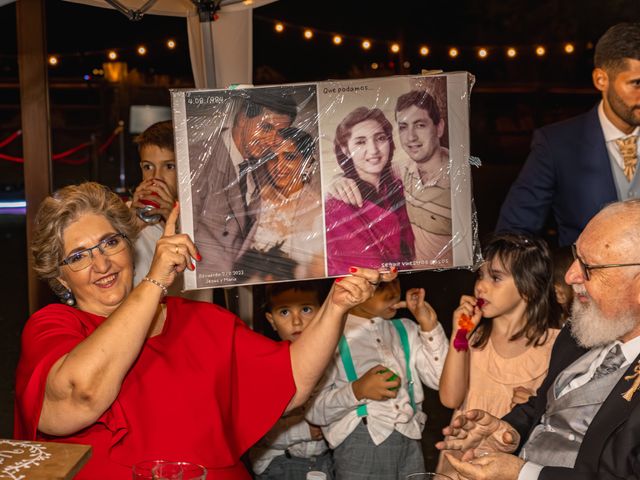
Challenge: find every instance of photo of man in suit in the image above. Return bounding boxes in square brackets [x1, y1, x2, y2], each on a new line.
[438, 198, 640, 479]
[496, 22, 640, 247]
[187, 89, 298, 286]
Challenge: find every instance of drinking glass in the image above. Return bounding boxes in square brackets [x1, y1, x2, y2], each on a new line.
[132, 460, 207, 479]
[405, 474, 453, 480]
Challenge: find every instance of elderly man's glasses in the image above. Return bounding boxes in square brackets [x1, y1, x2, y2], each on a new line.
[60, 233, 128, 272]
[571, 243, 640, 281]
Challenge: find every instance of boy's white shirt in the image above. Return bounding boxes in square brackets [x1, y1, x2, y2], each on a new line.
[250, 405, 328, 475]
[306, 313, 448, 448]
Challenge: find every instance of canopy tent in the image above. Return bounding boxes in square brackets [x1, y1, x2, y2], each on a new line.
[65, 0, 277, 89]
[13, 0, 276, 313]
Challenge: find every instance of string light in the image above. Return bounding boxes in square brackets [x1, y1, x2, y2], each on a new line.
[564, 43, 575, 54]
[390, 43, 400, 53]
[506, 47, 517, 58]
[275, 22, 284, 33]
[449, 47, 459, 58]
[303, 29, 313, 40]
[107, 50, 118, 61]
[371, 62, 379, 70]
[478, 48, 488, 59]
[419, 46, 429, 56]
[166, 39, 176, 49]
[333, 35, 342, 45]
[535, 46, 546, 56]
[362, 39, 371, 50]
[403, 61, 411, 68]
[137, 45, 147, 56]
[48, 55, 58, 66]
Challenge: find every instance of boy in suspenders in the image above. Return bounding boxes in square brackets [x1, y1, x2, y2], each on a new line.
[307, 279, 448, 479]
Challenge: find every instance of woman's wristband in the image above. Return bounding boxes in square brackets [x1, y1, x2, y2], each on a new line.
[142, 276, 168, 296]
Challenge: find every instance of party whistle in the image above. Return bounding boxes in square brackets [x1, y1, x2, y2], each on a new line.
[453, 298, 484, 352]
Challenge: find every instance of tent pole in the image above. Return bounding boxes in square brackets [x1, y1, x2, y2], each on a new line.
[17, 0, 54, 314]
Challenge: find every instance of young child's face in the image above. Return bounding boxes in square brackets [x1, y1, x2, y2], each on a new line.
[139, 145, 178, 199]
[474, 258, 525, 319]
[266, 290, 320, 342]
[356, 280, 402, 320]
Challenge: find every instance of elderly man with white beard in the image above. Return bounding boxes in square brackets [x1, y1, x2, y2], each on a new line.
[436, 198, 640, 480]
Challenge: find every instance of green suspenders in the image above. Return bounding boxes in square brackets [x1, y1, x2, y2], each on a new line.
[338, 319, 416, 418]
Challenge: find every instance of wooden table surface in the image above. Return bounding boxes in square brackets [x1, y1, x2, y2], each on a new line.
[0, 439, 91, 480]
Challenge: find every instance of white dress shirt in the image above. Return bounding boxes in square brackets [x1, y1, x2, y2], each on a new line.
[518, 334, 640, 480]
[250, 406, 329, 475]
[598, 101, 640, 172]
[306, 313, 448, 448]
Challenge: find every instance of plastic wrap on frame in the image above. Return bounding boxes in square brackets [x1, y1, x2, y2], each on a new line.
[171, 72, 481, 290]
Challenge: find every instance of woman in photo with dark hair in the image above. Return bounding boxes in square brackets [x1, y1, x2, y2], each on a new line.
[325, 106, 415, 276]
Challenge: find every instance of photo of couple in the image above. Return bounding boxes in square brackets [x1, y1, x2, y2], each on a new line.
[321, 76, 454, 276]
[172, 73, 474, 289]
[175, 85, 324, 288]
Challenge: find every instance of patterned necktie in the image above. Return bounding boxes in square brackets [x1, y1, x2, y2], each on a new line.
[615, 135, 638, 182]
[591, 344, 625, 381]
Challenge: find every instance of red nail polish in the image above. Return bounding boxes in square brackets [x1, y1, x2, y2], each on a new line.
[349, 267, 357, 273]
[391, 266, 398, 273]
[196, 253, 202, 261]
[335, 277, 344, 283]
[190, 262, 195, 270]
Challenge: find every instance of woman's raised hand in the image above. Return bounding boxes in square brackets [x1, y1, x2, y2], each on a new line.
[147, 202, 200, 288]
[330, 266, 397, 312]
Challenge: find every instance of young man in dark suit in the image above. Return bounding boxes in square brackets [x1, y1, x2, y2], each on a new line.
[496, 22, 640, 247]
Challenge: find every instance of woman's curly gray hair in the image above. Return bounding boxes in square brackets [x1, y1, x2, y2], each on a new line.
[31, 182, 139, 296]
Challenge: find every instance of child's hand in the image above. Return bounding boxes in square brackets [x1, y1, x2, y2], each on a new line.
[394, 288, 438, 332]
[452, 295, 482, 336]
[131, 178, 175, 223]
[352, 364, 401, 401]
[307, 422, 324, 441]
[510, 386, 535, 408]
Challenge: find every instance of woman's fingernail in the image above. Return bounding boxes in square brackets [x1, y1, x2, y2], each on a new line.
[335, 277, 344, 283]
[349, 267, 357, 273]
[391, 266, 398, 273]
[196, 253, 202, 261]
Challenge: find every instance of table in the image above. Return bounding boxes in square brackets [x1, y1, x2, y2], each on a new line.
[0, 439, 91, 479]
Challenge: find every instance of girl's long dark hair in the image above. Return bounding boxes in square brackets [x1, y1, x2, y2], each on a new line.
[471, 233, 562, 349]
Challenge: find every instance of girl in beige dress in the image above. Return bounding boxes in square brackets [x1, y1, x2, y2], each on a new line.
[437, 233, 562, 478]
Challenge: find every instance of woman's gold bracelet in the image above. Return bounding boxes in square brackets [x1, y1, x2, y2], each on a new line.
[142, 276, 168, 296]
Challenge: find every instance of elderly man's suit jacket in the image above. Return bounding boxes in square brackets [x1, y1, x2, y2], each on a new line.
[503, 326, 640, 479]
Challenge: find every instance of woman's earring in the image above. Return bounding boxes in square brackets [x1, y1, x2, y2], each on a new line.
[60, 288, 76, 306]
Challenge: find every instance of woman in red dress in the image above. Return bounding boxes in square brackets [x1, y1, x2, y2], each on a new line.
[14, 182, 392, 479]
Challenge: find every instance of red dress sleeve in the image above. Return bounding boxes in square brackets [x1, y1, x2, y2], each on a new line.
[227, 317, 296, 457]
[14, 304, 100, 439]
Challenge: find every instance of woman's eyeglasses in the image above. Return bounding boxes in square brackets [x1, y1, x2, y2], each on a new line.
[571, 243, 640, 281]
[60, 233, 128, 271]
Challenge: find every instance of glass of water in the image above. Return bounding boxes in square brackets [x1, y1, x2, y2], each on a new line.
[132, 460, 207, 479]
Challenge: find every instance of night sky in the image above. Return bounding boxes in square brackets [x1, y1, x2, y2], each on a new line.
[0, 0, 638, 84]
